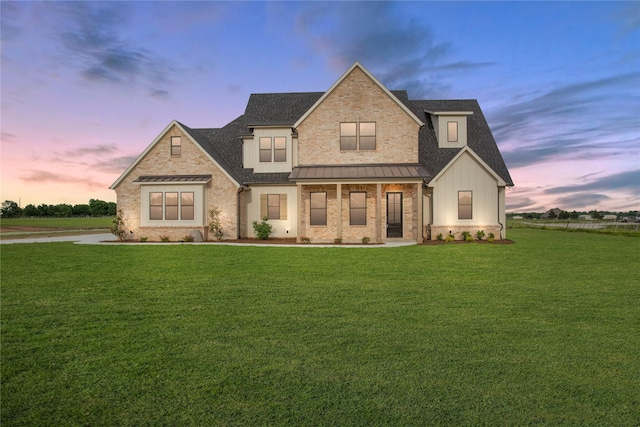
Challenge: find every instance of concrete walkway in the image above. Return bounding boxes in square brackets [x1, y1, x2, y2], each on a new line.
[0, 233, 416, 248]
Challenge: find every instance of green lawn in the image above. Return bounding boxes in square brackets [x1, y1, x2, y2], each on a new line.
[0, 217, 111, 240]
[2, 229, 639, 425]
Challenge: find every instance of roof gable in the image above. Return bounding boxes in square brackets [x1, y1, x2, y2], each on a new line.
[428, 146, 506, 186]
[109, 120, 240, 189]
[293, 62, 424, 128]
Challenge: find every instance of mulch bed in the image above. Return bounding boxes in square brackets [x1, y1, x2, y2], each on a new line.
[420, 239, 515, 245]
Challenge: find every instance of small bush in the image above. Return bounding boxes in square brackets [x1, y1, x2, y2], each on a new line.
[436, 233, 444, 241]
[300, 237, 311, 244]
[362, 236, 370, 245]
[208, 207, 224, 240]
[476, 230, 486, 241]
[110, 210, 128, 241]
[461, 231, 472, 241]
[183, 235, 194, 242]
[445, 234, 455, 243]
[487, 232, 495, 243]
[159, 235, 170, 242]
[139, 236, 148, 242]
[465, 235, 475, 242]
[252, 217, 273, 240]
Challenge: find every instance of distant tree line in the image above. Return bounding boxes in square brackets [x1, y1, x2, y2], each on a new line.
[1, 199, 116, 218]
[508, 210, 639, 220]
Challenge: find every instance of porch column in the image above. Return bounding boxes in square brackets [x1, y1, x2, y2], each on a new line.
[297, 183, 302, 243]
[376, 183, 382, 243]
[336, 183, 342, 239]
[417, 183, 423, 243]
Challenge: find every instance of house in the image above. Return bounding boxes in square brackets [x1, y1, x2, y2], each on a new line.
[110, 62, 513, 242]
[541, 208, 563, 219]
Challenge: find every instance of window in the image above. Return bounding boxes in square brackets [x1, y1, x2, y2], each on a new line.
[259, 137, 287, 162]
[171, 136, 181, 156]
[458, 191, 472, 220]
[359, 122, 376, 150]
[181, 192, 194, 221]
[340, 123, 357, 150]
[150, 192, 163, 220]
[165, 192, 179, 220]
[260, 194, 287, 220]
[149, 191, 196, 221]
[340, 122, 376, 150]
[310, 192, 327, 226]
[349, 192, 367, 225]
[274, 137, 286, 162]
[447, 122, 458, 143]
[259, 137, 272, 162]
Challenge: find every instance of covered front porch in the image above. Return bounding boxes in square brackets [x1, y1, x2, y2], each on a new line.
[290, 165, 429, 244]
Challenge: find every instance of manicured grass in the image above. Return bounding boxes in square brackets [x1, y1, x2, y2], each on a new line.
[0, 217, 112, 230]
[2, 229, 639, 425]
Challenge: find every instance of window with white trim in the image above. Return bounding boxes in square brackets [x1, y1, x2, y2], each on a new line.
[259, 137, 287, 162]
[149, 191, 195, 221]
[458, 191, 472, 220]
[171, 136, 181, 156]
[260, 194, 287, 220]
[447, 122, 458, 143]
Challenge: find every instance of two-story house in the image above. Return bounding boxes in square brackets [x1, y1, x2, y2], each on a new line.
[110, 62, 513, 242]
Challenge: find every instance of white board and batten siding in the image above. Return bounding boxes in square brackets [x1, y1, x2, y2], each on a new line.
[431, 152, 499, 226]
[245, 186, 298, 238]
[242, 128, 294, 173]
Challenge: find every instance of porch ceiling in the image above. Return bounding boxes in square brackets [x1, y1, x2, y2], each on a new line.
[289, 164, 430, 181]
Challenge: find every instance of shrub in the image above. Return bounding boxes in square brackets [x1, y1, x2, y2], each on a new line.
[445, 234, 455, 243]
[252, 217, 273, 240]
[300, 237, 311, 244]
[436, 233, 444, 241]
[476, 230, 486, 241]
[139, 236, 148, 242]
[461, 231, 472, 241]
[362, 236, 370, 245]
[208, 207, 224, 240]
[487, 232, 495, 243]
[183, 235, 194, 242]
[465, 235, 475, 242]
[159, 235, 170, 242]
[110, 210, 128, 241]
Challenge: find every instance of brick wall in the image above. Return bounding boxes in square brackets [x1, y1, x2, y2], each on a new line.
[113, 124, 239, 241]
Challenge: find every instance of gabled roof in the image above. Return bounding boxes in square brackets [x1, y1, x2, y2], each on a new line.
[293, 62, 424, 128]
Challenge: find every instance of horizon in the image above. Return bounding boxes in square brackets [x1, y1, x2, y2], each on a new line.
[2, 2, 639, 212]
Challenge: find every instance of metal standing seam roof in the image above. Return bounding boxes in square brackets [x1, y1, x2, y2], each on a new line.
[133, 175, 212, 183]
[290, 164, 431, 181]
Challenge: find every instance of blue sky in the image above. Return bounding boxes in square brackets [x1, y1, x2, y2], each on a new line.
[1, 1, 638, 212]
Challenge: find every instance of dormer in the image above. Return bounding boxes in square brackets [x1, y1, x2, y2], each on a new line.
[426, 110, 473, 148]
[242, 125, 296, 173]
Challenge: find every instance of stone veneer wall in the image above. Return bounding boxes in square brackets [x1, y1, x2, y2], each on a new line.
[113, 125, 239, 241]
[296, 67, 420, 165]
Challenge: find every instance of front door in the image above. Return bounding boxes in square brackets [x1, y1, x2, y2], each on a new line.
[386, 192, 403, 238]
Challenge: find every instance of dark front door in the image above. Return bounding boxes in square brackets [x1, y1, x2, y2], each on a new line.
[386, 192, 403, 238]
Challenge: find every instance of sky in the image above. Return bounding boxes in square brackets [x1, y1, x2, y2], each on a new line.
[1, 1, 639, 213]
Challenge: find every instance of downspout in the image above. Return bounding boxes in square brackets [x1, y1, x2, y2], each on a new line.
[498, 187, 504, 239]
[237, 186, 247, 239]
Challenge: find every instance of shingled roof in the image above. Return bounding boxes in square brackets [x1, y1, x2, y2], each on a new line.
[178, 92, 513, 187]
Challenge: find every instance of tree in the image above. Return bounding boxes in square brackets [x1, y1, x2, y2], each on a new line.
[22, 204, 38, 217]
[73, 204, 91, 216]
[89, 199, 109, 216]
[1, 200, 22, 218]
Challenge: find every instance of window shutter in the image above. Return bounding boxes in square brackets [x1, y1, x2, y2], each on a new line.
[260, 194, 267, 219]
[280, 194, 287, 220]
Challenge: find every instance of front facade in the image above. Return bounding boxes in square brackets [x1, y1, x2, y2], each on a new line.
[111, 62, 513, 242]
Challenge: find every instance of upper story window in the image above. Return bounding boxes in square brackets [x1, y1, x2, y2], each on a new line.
[171, 136, 181, 157]
[259, 137, 287, 162]
[447, 122, 458, 143]
[340, 122, 376, 151]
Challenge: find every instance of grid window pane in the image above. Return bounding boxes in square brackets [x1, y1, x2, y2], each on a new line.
[360, 122, 376, 150]
[274, 137, 286, 162]
[448, 121, 458, 142]
[165, 192, 178, 220]
[181, 192, 194, 220]
[259, 137, 272, 162]
[458, 191, 472, 219]
[267, 194, 281, 220]
[150, 192, 163, 220]
[340, 123, 357, 150]
[310, 192, 327, 226]
[350, 192, 367, 225]
[171, 136, 181, 156]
